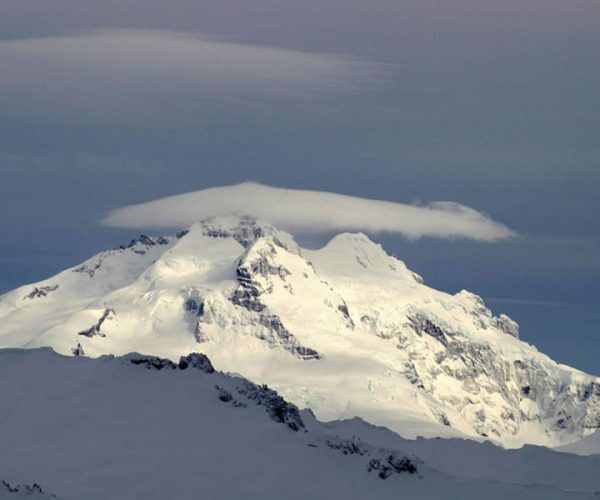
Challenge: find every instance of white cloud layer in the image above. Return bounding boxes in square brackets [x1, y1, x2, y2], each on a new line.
[0, 29, 383, 118]
[102, 183, 515, 242]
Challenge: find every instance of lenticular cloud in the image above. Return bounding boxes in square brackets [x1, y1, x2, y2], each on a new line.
[102, 183, 515, 242]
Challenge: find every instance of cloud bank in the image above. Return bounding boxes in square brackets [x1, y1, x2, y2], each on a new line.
[0, 29, 383, 121]
[102, 183, 515, 242]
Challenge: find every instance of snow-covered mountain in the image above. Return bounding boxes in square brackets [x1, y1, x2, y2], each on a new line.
[2, 348, 600, 500]
[0, 216, 598, 448]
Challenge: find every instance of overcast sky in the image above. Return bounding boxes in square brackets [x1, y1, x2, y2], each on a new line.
[1, 0, 598, 373]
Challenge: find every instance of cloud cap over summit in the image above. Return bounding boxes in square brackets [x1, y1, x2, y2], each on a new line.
[102, 183, 515, 242]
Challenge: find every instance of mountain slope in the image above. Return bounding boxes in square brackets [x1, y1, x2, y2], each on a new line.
[0, 348, 599, 500]
[555, 431, 600, 456]
[0, 216, 598, 448]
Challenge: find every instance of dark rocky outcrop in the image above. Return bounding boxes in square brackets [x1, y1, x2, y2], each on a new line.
[24, 285, 58, 299]
[492, 314, 520, 338]
[1, 480, 53, 497]
[322, 438, 419, 479]
[367, 454, 418, 479]
[409, 315, 451, 347]
[178, 353, 215, 373]
[78, 309, 115, 338]
[125, 352, 215, 373]
[119, 234, 171, 254]
[233, 379, 306, 431]
[128, 355, 178, 370]
[198, 216, 294, 251]
[72, 260, 103, 278]
[71, 342, 85, 357]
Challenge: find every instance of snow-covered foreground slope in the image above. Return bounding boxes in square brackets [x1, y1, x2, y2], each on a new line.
[0, 216, 598, 448]
[555, 431, 600, 456]
[315, 417, 600, 492]
[0, 482, 56, 500]
[0, 348, 599, 500]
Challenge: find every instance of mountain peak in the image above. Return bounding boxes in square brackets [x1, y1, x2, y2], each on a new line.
[188, 215, 300, 253]
[310, 232, 423, 283]
[0, 220, 596, 449]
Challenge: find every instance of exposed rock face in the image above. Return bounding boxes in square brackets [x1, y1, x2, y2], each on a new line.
[24, 285, 58, 299]
[120, 234, 171, 255]
[178, 353, 215, 373]
[126, 354, 178, 370]
[123, 353, 215, 373]
[367, 454, 418, 479]
[224, 378, 307, 431]
[320, 438, 419, 479]
[0, 216, 598, 448]
[197, 215, 298, 252]
[72, 260, 103, 278]
[78, 309, 116, 338]
[0, 480, 56, 498]
[454, 290, 520, 339]
[227, 237, 321, 360]
[494, 314, 520, 338]
[71, 342, 85, 357]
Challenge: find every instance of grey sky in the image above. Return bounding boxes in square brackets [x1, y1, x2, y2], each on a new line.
[0, 0, 598, 372]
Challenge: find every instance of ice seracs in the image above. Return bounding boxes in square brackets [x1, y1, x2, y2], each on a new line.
[0, 215, 598, 449]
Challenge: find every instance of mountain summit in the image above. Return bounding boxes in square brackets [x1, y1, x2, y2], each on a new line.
[0, 216, 598, 448]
